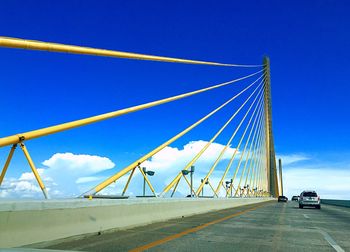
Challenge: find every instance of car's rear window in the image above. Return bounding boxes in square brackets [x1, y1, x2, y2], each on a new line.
[303, 192, 317, 197]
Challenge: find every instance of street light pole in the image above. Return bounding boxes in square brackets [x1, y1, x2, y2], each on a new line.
[142, 167, 155, 197]
[142, 167, 146, 197]
[190, 166, 195, 197]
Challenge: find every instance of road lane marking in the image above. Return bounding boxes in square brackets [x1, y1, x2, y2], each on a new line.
[303, 214, 310, 219]
[128, 202, 272, 252]
[318, 229, 345, 252]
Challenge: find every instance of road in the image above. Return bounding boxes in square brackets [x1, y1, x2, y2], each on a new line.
[34, 201, 350, 252]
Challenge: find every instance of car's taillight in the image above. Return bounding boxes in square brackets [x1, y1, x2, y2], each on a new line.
[318, 196, 320, 200]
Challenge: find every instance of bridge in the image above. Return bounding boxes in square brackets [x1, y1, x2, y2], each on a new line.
[0, 37, 349, 252]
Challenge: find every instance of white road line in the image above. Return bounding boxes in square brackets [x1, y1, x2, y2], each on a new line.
[303, 214, 310, 219]
[318, 229, 345, 252]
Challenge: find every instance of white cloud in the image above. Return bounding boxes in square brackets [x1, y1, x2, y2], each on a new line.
[99, 140, 242, 197]
[0, 153, 115, 199]
[0, 142, 258, 199]
[283, 166, 350, 200]
[277, 152, 350, 200]
[42, 152, 115, 176]
[4, 145, 347, 201]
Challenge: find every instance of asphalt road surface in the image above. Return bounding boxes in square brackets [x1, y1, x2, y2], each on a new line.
[34, 201, 350, 252]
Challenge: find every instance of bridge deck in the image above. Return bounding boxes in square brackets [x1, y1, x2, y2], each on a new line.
[32, 201, 350, 252]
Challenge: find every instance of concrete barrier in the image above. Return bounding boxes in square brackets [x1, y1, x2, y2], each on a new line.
[0, 197, 273, 248]
[321, 199, 350, 208]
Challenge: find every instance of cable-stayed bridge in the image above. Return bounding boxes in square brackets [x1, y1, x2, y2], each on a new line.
[0, 37, 349, 251]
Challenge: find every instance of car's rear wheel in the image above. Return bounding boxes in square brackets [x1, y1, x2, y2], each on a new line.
[299, 204, 303, 209]
[316, 205, 321, 209]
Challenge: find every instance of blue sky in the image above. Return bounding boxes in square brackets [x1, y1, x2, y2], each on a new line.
[0, 1, 349, 199]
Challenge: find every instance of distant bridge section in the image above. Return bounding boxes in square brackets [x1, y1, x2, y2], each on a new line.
[321, 199, 350, 208]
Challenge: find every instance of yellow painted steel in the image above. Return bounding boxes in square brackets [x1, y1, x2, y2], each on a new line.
[195, 80, 264, 196]
[248, 119, 264, 190]
[243, 119, 263, 193]
[19, 143, 49, 199]
[121, 167, 136, 196]
[0, 70, 263, 148]
[254, 126, 265, 193]
[234, 108, 264, 196]
[255, 117, 266, 192]
[255, 133, 265, 191]
[0, 36, 263, 67]
[228, 102, 264, 196]
[253, 113, 265, 188]
[161, 80, 264, 197]
[84, 76, 263, 196]
[222, 96, 264, 196]
[0, 144, 17, 185]
[171, 179, 181, 197]
[243, 114, 264, 188]
[207, 180, 218, 197]
[213, 80, 265, 195]
[197, 179, 218, 197]
[246, 118, 264, 195]
[182, 175, 196, 195]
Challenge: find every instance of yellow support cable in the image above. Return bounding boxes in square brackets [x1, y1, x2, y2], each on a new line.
[182, 174, 196, 195]
[0, 36, 263, 67]
[256, 131, 266, 193]
[195, 80, 264, 196]
[225, 98, 264, 196]
[249, 119, 264, 192]
[19, 143, 49, 199]
[161, 80, 264, 197]
[213, 80, 265, 195]
[256, 124, 265, 193]
[219, 98, 263, 197]
[249, 116, 265, 196]
[171, 179, 181, 197]
[234, 107, 264, 196]
[252, 110, 265, 189]
[243, 113, 264, 189]
[121, 167, 136, 196]
[207, 180, 218, 197]
[84, 75, 264, 196]
[0, 144, 17, 185]
[243, 119, 263, 197]
[0, 71, 263, 148]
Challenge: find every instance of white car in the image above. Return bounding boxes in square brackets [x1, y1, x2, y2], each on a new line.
[299, 191, 321, 209]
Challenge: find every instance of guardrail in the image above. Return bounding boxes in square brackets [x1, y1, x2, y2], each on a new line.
[321, 199, 350, 208]
[0, 197, 273, 248]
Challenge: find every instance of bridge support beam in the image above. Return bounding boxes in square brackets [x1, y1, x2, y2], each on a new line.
[263, 57, 279, 198]
[278, 158, 283, 196]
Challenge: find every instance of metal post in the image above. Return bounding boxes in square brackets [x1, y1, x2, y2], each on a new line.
[279, 158, 283, 196]
[201, 179, 204, 196]
[142, 167, 146, 196]
[190, 166, 194, 197]
[263, 56, 279, 197]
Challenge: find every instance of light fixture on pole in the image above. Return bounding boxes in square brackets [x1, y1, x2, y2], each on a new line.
[182, 165, 195, 197]
[142, 167, 155, 197]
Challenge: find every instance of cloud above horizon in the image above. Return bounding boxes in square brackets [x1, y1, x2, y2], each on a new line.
[0, 153, 115, 198]
[1, 144, 349, 200]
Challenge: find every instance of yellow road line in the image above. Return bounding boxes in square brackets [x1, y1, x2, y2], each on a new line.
[129, 202, 272, 252]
